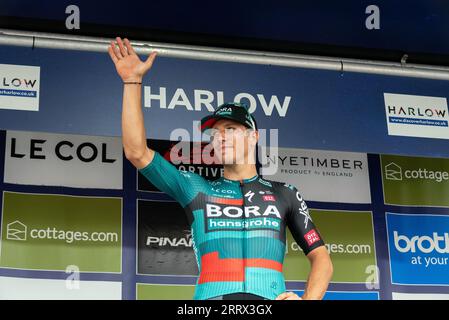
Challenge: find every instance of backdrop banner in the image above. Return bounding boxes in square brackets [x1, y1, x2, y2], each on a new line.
[0, 43, 448, 300]
[0, 130, 448, 300]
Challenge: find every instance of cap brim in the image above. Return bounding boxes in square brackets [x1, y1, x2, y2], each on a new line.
[200, 114, 249, 132]
[199, 114, 220, 132]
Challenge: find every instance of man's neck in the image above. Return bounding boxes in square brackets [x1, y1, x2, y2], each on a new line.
[223, 163, 258, 182]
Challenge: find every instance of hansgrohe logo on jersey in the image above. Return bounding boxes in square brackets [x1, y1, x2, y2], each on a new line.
[205, 204, 282, 232]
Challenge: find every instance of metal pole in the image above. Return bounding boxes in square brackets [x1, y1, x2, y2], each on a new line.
[2, 28, 449, 81]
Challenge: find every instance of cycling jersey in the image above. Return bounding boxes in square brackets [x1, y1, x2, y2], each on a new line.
[139, 151, 325, 300]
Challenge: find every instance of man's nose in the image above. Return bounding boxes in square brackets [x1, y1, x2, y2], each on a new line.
[214, 130, 228, 140]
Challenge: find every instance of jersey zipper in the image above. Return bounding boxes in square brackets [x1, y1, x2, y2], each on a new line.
[239, 179, 246, 293]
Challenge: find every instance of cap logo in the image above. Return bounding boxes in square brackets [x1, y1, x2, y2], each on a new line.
[216, 107, 233, 115]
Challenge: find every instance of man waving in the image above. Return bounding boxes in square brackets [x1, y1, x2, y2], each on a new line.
[109, 37, 333, 300]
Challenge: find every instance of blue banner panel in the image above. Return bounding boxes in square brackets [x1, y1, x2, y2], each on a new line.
[294, 290, 380, 300]
[386, 213, 449, 286]
[1, 45, 449, 158]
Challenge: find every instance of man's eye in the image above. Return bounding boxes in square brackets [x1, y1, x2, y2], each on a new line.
[210, 129, 220, 136]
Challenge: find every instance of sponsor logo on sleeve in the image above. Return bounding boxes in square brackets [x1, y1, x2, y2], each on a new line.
[304, 229, 321, 246]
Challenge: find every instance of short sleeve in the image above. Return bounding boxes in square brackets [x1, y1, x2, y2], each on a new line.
[284, 184, 325, 255]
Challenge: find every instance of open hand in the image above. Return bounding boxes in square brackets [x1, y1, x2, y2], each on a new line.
[108, 37, 157, 82]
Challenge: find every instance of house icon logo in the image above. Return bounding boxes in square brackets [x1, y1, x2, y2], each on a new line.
[385, 162, 403, 181]
[6, 220, 27, 241]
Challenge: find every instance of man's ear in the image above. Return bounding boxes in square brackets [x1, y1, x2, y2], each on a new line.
[251, 130, 259, 144]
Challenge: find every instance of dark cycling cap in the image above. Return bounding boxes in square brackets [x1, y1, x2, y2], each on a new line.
[200, 102, 257, 132]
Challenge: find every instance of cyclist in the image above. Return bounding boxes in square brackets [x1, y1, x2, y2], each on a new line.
[108, 37, 333, 300]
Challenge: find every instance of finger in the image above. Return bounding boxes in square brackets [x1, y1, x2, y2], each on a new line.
[116, 37, 128, 56]
[123, 38, 136, 55]
[275, 293, 288, 300]
[282, 292, 296, 299]
[111, 41, 123, 59]
[108, 45, 119, 64]
[144, 51, 158, 69]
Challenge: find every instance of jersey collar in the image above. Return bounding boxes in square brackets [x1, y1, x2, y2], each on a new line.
[221, 174, 259, 184]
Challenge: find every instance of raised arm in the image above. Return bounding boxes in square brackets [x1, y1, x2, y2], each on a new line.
[108, 37, 157, 169]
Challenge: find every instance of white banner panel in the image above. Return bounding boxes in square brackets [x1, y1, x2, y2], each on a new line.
[260, 147, 371, 203]
[384, 93, 449, 140]
[392, 292, 449, 300]
[0, 64, 40, 111]
[4, 130, 123, 189]
[0, 276, 121, 300]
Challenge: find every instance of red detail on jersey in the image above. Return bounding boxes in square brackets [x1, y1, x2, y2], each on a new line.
[198, 251, 282, 284]
[209, 196, 244, 206]
[262, 195, 276, 202]
[304, 229, 321, 246]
